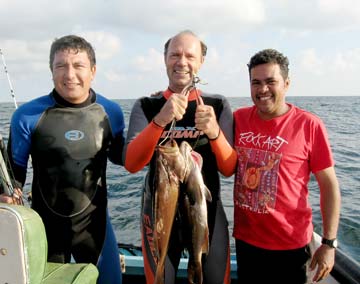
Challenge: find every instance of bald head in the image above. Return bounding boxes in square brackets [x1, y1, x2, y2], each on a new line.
[164, 30, 207, 57]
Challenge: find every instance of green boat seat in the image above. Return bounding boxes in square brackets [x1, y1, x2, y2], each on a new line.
[0, 204, 99, 284]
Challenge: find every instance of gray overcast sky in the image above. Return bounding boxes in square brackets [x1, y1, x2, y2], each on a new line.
[0, 0, 359, 103]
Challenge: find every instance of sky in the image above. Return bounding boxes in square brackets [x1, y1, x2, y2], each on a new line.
[0, 0, 359, 103]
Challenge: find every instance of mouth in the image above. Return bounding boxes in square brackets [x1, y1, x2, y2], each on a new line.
[174, 70, 190, 75]
[64, 82, 79, 88]
[256, 94, 273, 101]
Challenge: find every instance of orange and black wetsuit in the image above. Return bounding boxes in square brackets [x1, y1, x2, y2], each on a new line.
[124, 89, 236, 284]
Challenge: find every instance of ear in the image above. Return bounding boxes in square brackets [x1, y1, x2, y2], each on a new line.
[91, 65, 97, 80]
[284, 77, 290, 90]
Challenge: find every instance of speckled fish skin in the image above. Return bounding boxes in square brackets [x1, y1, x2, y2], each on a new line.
[180, 141, 212, 284]
[153, 139, 186, 284]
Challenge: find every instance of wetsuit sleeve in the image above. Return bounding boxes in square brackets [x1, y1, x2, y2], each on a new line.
[209, 96, 236, 177]
[210, 130, 237, 177]
[97, 94, 126, 166]
[218, 96, 233, 147]
[108, 133, 125, 165]
[8, 104, 37, 187]
[7, 94, 53, 188]
[124, 99, 164, 173]
[7, 134, 27, 187]
[125, 122, 163, 173]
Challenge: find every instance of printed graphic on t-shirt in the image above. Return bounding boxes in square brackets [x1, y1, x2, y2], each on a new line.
[234, 147, 281, 214]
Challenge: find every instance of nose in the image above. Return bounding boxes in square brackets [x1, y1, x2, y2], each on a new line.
[64, 65, 76, 79]
[177, 54, 187, 66]
[258, 83, 269, 93]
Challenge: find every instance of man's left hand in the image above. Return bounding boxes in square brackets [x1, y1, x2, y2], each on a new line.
[309, 245, 335, 282]
[195, 97, 220, 140]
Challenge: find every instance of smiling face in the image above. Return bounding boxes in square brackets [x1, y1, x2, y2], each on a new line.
[250, 63, 290, 120]
[51, 49, 96, 104]
[164, 33, 204, 93]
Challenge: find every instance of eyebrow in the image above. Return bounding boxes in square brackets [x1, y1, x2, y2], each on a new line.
[251, 77, 276, 82]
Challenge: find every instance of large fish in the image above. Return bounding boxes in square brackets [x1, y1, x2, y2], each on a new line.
[180, 141, 212, 284]
[153, 139, 187, 284]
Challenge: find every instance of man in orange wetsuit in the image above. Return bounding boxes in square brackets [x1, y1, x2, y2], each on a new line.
[124, 30, 236, 284]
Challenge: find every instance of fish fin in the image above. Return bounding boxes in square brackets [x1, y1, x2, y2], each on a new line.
[202, 228, 210, 255]
[191, 150, 203, 168]
[204, 186, 212, 202]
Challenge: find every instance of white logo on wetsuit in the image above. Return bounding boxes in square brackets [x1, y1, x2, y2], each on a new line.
[65, 130, 85, 141]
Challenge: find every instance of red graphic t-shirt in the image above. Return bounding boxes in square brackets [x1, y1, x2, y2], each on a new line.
[233, 104, 334, 250]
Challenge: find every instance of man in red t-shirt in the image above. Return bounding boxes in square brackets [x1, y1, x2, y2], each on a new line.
[232, 49, 341, 284]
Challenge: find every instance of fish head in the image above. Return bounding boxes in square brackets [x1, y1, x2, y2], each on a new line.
[179, 141, 203, 168]
[157, 139, 187, 182]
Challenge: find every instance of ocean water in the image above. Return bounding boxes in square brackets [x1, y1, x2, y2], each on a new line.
[0, 96, 359, 264]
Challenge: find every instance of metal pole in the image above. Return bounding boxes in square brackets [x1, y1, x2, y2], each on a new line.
[0, 48, 18, 108]
[0, 134, 14, 196]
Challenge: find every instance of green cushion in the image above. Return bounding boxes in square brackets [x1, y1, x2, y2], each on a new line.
[0, 204, 47, 284]
[18, 204, 48, 284]
[0, 204, 98, 284]
[43, 262, 99, 284]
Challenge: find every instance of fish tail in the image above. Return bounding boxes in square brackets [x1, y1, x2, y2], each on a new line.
[154, 262, 165, 284]
[188, 258, 203, 284]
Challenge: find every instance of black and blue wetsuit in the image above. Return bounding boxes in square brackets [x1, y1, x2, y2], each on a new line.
[8, 90, 125, 284]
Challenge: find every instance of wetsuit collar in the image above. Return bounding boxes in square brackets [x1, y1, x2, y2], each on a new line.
[52, 89, 95, 108]
[163, 88, 202, 101]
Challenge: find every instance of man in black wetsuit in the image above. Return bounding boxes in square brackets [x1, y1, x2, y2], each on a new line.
[0, 35, 125, 284]
[124, 30, 236, 284]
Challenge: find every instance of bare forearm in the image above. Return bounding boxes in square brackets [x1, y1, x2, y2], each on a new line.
[316, 167, 341, 239]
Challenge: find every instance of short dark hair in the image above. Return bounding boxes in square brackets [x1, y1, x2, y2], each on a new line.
[164, 30, 207, 57]
[247, 49, 289, 79]
[49, 35, 96, 70]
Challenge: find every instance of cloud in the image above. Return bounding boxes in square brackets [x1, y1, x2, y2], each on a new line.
[74, 31, 122, 61]
[299, 47, 360, 76]
[318, 0, 360, 18]
[132, 48, 163, 73]
[0, 0, 359, 101]
[102, 0, 266, 34]
[263, 0, 360, 32]
[299, 49, 324, 76]
[102, 70, 128, 82]
[0, 39, 50, 79]
[333, 48, 360, 72]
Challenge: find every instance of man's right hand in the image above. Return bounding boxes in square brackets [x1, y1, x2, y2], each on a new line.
[153, 93, 188, 127]
[0, 188, 23, 205]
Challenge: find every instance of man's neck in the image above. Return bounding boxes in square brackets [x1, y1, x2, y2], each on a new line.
[52, 89, 94, 108]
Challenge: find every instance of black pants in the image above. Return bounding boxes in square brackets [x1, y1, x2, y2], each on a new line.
[235, 239, 311, 284]
[38, 203, 106, 264]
